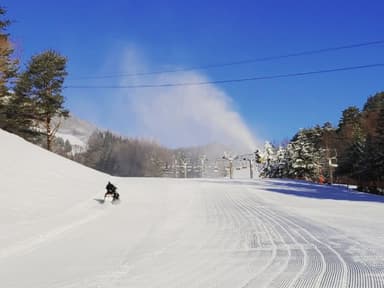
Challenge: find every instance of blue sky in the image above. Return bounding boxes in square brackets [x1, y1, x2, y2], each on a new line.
[5, 0, 384, 149]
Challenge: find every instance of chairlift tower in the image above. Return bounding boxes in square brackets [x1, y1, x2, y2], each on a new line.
[222, 152, 237, 179]
[242, 157, 253, 179]
[200, 155, 207, 178]
[325, 148, 338, 184]
[178, 159, 188, 178]
[329, 156, 338, 184]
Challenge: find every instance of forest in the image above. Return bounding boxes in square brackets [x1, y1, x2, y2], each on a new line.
[259, 92, 384, 194]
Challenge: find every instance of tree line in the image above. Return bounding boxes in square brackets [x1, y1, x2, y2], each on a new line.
[74, 131, 223, 178]
[74, 131, 174, 177]
[259, 92, 384, 194]
[0, 7, 68, 151]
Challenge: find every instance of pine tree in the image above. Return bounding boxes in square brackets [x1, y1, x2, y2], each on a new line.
[81, 131, 121, 175]
[275, 146, 288, 178]
[1, 92, 36, 138]
[338, 106, 361, 140]
[289, 130, 322, 180]
[0, 7, 19, 131]
[351, 94, 384, 192]
[337, 126, 365, 179]
[357, 135, 377, 192]
[372, 107, 384, 187]
[284, 142, 295, 177]
[15, 50, 68, 150]
[363, 92, 384, 112]
[260, 141, 276, 177]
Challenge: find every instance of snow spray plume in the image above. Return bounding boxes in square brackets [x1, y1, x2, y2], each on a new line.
[113, 47, 259, 152]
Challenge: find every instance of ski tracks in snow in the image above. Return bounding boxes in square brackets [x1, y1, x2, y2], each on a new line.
[59, 181, 384, 288]
[231, 186, 383, 288]
[7, 180, 384, 288]
[0, 200, 107, 261]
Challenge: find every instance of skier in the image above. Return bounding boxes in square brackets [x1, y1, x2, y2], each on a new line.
[105, 181, 119, 201]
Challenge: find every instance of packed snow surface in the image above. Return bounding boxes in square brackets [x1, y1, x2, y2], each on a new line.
[1, 129, 384, 287]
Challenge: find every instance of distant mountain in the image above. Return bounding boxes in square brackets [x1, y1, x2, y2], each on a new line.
[52, 115, 98, 150]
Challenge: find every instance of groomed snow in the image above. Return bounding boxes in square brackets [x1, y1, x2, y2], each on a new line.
[1, 129, 384, 287]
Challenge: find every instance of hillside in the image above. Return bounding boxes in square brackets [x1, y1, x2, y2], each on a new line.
[53, 114, 98, 148]
[1, 129, 384, 287]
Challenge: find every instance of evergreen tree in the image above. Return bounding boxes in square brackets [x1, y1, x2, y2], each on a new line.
[82, 131, 120, 174]
[357, 135, 377, 192]
[336, 106, 363, 178]
[261, 92, 383, 191]
[338, 106, 361, 140]
[337, 126, 365, 179]
[284, 142, 295, 177]
[64, 139, 72, 154]
[372, 107, 384, 187]
[260, 141, 276, 177]
[374, 106, 384, 147]
[15, 50, 68, 150]
[52, 137, 73, 157]
[274, 146, 288, 178]
[0, 7, 19, 131]
[363, 92, 384, 112]
[1, 92, 36, 138]
[289, 130, 322, 180]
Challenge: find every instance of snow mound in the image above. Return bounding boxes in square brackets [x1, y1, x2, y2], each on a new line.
[0, 129, 108, 219]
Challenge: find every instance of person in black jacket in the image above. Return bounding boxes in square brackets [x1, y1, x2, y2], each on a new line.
[105, 181, 119, 200]
[106, 181, 116, 193]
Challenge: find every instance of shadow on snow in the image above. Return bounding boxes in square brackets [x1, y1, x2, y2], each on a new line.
[198, 178, 384, 203]
[93, 198, 105, 204]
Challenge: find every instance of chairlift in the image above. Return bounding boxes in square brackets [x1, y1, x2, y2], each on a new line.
[329, 157, 338, 167]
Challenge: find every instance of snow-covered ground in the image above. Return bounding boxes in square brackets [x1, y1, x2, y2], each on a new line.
[1, 129, 384, 287]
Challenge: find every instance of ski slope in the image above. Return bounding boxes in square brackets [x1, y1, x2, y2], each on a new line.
[1, 129, 384, 288]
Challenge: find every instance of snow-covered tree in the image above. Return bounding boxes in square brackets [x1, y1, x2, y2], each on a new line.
[260, 141, 276, 177]
[274, 146, 288, 178]
[289, 130, 323, 180]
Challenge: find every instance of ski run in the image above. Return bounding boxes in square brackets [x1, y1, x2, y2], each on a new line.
[1, 128, 384, 288]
